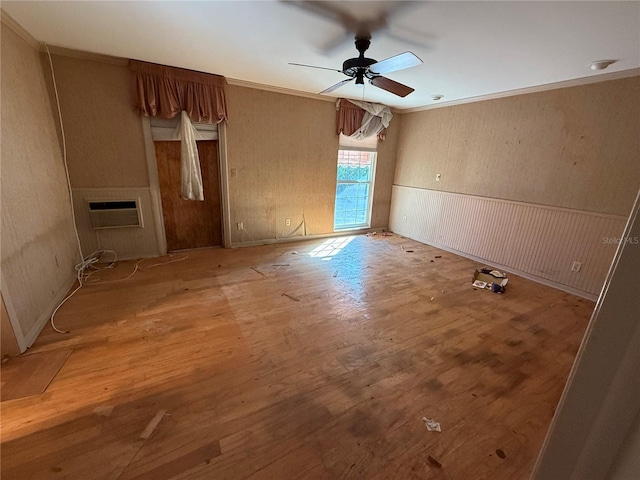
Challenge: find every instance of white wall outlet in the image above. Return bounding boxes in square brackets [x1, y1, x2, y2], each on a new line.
[571, 261, 582, 272]
[285, 218, 291, 226]
[435, 173, 441, 182]
[402, 215, 407, 222]
[237, 222, 244, 230]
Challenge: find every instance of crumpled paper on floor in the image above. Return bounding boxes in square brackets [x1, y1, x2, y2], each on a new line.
[422, 417, 442, 432]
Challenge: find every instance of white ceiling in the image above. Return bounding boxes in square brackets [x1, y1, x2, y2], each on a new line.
[3, 1, 639, 110]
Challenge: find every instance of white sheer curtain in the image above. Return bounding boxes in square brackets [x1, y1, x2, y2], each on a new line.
[172, 111, 204, 201]
[343, 100, 393, 140]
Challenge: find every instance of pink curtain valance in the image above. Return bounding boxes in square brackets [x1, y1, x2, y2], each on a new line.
[336, 99, 387, 140]
[336, 99, 365, 136]
[129, 60, 228, 124]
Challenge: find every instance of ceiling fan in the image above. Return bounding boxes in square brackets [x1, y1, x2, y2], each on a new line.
[289, 35, 423, 97]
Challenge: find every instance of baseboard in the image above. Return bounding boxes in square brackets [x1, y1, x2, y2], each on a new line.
[23, 270, 78, 349]
[393, 231, 600, 302]
[232, 227, 387, 248]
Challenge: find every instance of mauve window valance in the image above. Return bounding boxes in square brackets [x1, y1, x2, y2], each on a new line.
[129, 60, 228, 124]
[336, 99, 365, 137]
[336, 98, 392, 141]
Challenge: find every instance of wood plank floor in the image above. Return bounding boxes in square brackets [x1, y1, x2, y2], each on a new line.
[0, 234, 593, 479]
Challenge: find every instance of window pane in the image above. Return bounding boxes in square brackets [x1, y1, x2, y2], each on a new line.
[334, 150, 375, 229]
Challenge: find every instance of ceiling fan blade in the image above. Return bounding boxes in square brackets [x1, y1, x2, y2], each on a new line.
[289, 63, 342, 73]
[368, 52, 422, 75]
[320, 78, 354, 94]
[370, 76, 415, 97]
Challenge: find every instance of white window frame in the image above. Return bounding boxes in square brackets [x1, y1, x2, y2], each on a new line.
[334, 148, 377, 231]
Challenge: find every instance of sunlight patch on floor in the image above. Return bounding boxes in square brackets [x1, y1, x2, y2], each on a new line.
[308, 236, 355, 261]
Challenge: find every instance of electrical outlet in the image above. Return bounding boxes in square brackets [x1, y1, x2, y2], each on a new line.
[435, 173, 441, 182]
[285, 218, 291, 226]
[402, 215, 407, 222]
[237, 222, 244, 230]
[571, 261, 582, 272]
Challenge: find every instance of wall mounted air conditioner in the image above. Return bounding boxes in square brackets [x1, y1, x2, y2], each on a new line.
[88, 199, 143, 229]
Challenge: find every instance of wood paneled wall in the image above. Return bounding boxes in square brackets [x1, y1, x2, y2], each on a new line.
[391, 76, 639, 297]
[395, 76, 640, 216]
[1, 24, 78, 348]
[389, 186, 627, 298]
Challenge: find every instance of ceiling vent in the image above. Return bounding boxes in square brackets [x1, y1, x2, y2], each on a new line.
[88, 199, 142, 229]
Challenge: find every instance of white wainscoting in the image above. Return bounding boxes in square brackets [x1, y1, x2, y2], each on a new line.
[389, 185, 628, 298]
[72, 187, 161, 260]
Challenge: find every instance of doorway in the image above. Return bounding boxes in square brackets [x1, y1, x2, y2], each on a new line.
[154, 140, 222, 251]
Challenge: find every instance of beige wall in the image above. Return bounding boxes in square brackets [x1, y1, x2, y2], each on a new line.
[532, 192, 640, 480]
[46, 54, 162, 257]
[48, 56, 400, 249]
[372, 115, 401, 229]
[48, 54, 149, 187]
[225, 85, 398, 244]
[1, 24, 78, 348]
[395, 76, 640, 216]
[609, 410, 640, 479]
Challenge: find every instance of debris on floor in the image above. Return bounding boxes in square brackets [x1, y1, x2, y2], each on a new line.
[430, 296, 435, 302]
[272, 264, 290, 267]
[427, 455, 442, 468]
[250, 266, 266, 277]
[381, 232, 392, 237]
[140, 409, 169, 439]
[472, 267, 508, 293]
[281, 293, 300, 302]
[422, 417, 442, 432]
[93, 405, 114, 418]
[496, 448, 507, 459]
[333, 270, 339, 278]
[366, 232, 377, 237]
[435, 255, 442, 259]
[472, 280, 487, 289]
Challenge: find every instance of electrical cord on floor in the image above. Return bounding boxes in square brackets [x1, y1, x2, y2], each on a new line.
[49, 250, 116, 333]
[43, 44, 188, 335]
[83, 254, 188, 285]
[50, 252, 188, 333]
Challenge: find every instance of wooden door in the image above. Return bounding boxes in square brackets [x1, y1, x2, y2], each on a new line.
[155, 140, 222, 250]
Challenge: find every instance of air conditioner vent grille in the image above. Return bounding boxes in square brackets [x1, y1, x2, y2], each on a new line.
[88, 199, 142, 229]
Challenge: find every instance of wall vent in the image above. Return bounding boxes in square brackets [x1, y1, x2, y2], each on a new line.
[88, 199, 142, 229]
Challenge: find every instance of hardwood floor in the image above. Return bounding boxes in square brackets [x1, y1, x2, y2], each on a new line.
[0, 234, 593, 479]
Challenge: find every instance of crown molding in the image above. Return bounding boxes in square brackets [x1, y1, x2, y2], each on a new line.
[225, 78, 405, 112]
[1, 9, 38, 48]
[226, 77, 336, 103]
[401, 68, 640, 113]
[39, 44, 129, 66]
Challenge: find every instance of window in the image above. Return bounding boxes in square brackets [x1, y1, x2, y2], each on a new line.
[334, 150, 376, 230]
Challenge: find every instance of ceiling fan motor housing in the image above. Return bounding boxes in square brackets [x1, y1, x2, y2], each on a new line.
[343, 36, 377, 80]
[342, 57, 377, 77]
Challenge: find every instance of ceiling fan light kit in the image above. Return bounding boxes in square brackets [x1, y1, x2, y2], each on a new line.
[290, 35, 423, 98]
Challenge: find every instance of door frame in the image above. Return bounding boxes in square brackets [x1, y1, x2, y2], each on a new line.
[141, 117, 231, 251]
